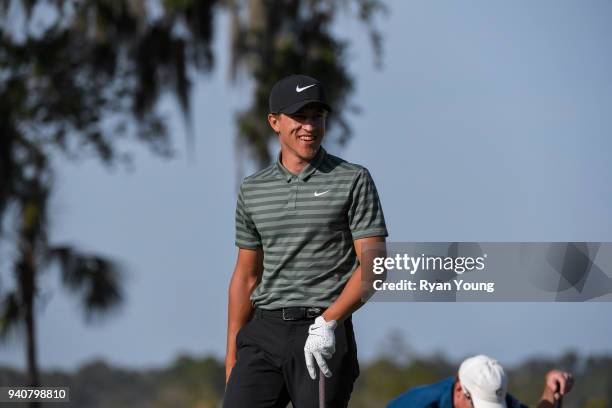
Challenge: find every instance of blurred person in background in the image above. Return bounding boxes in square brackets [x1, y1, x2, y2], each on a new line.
[387, 354, 574, 408]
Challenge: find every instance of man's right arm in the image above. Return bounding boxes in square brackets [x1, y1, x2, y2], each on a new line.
[225, 247, 263, 384]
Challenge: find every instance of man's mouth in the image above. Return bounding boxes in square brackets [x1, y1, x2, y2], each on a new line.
[298, 135, 316, 142]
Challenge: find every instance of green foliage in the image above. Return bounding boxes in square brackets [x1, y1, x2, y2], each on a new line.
[1, 0, 219, 170]
[1, 0, 385, 189]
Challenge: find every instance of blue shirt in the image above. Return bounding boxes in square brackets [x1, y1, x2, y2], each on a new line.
[386, 377, 528, 408]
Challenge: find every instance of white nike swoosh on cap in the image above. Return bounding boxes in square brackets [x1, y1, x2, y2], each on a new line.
[296, 84, 316, 92]
[314, 190, 330, 197]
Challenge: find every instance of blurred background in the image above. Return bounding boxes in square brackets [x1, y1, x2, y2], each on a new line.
[1, 0, 611, 407]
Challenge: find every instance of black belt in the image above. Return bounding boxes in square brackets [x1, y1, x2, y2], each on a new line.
[256, 307, 325, 321]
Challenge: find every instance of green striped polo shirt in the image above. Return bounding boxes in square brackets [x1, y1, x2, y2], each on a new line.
[235, 147, 388, 309]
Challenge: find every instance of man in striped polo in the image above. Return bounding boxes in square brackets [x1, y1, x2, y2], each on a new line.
[224, 74, 388, 407]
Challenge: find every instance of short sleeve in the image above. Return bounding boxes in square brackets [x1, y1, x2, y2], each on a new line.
[235, 184, 262, 249]
[348, 168, 388, 240]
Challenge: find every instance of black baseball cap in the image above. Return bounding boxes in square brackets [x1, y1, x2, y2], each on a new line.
[269, 74, 332, 114]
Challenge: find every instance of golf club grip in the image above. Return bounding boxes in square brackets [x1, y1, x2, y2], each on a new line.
[319, 369, 325, 408]
[553, 380, 563, 408]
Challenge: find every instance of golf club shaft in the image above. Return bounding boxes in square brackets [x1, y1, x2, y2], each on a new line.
[319, 369, 325, 408]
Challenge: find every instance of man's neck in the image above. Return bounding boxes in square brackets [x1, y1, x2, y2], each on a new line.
[280, 147, 319, 175]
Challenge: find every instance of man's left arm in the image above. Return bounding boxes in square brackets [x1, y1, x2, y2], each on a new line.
[323, 168, 388, 322]
[323, 235, 386, 323]
[304, 167, 387, 379]
[304, 235, 385, 379]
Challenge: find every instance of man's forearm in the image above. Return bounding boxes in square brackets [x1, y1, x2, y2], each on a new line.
[227, 275, 257, 343]
[323, 237, 385, 323]
[225, 274, 258, 376]
[322, 265, 365, 323]
[225, 248, 263, 384]
[536, 388, 556, 408]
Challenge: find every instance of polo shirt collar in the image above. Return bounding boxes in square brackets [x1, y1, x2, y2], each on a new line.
[276, 147, 327, 182]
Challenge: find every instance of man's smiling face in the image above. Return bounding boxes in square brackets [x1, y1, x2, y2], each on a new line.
[268, 103, 328, 162]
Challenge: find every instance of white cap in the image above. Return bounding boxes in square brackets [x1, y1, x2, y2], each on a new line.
[458, 355, 508, 408]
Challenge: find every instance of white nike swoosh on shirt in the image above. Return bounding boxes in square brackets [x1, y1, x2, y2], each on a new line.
[296, 84, 316, 92]
[314, 190, 330, 197]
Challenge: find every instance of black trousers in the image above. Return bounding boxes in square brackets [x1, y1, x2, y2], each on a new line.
[223, 309, 360, 408]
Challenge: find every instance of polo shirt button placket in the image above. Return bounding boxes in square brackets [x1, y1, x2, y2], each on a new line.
[289, 176, 298, 211]
[293, 178, 299, 210]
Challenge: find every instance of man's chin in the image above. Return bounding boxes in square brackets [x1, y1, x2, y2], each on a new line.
[299, 146, 320, 161]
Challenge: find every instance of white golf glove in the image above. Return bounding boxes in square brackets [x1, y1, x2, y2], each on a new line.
[304, 316, 337, 380]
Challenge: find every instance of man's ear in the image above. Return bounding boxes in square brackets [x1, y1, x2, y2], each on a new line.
[268, 113, 281, 133]
[454, 379, 465, 399]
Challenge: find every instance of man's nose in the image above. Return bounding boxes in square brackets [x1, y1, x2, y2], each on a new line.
[300, 117, 317, 129]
